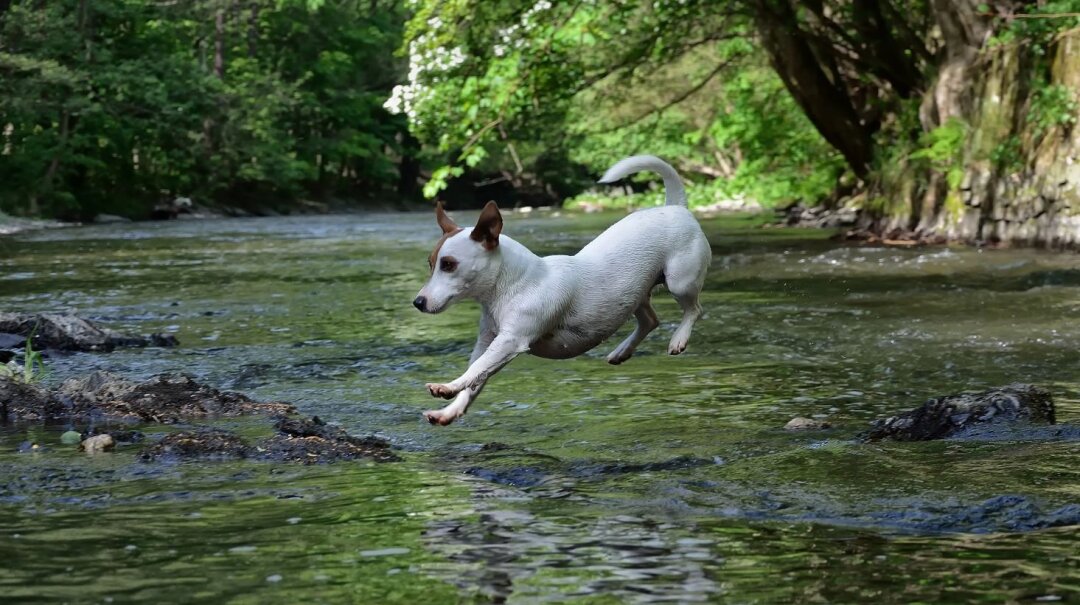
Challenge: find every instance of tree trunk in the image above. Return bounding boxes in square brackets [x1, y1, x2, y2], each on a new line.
[920, 0, 994, 128]
[36, 110, 71, 216]
[247, 2, 258, 58]
[214, 6, 225, 79]
[752, 0, 874, 177]
[862, 8, 1080, 248]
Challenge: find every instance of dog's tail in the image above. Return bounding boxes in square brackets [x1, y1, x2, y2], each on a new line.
[597, 155, 687, 207]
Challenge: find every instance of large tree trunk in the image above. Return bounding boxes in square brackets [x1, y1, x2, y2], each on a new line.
[752, 0, 875, 177]
[920, 0, 993, 129]
[860, 2, 1080, 247]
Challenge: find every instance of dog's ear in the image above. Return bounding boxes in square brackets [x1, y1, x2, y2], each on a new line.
[435, 201, 459, 234]
[470, 201, 502, 250]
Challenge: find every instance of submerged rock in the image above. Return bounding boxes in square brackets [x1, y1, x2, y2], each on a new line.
[0, 312, 178, 352]
[862, 384, 1055, 442]
[139, 418, 399, 464]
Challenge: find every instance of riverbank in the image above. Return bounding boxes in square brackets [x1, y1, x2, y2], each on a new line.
[0, 211, 74, 236]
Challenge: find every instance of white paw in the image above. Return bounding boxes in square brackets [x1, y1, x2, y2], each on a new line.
[423, 409, 459, 426]
[426, 382, 460, 399]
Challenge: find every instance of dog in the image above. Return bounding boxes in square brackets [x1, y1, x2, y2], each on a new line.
[413, 155, 711, 425]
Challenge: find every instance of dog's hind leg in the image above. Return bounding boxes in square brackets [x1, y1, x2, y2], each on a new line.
[606, 294, 659, 365]
[665, 238, 710, 355]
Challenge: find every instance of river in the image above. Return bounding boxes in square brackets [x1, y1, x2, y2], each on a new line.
[1, 210, 1077, 602]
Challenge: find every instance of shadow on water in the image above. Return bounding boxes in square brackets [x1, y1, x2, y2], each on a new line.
[1, 211, 1079, 602]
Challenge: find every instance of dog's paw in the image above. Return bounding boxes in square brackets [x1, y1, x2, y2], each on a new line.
[668, 342, 687, 355]
[426, 382, 459, 399]
[606, 350, 631, 365]
[423, 409, 457, 426]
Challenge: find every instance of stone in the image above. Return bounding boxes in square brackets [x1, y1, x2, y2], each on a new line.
[60, 431, 82, 445]
[0, 312, 178, 352]
[784, 417, 831, 431]
[862, 384, 1055, 442]
[80, 434, 115, 453]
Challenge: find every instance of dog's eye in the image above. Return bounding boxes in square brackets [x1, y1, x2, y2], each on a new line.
[439, 257, 458, 273]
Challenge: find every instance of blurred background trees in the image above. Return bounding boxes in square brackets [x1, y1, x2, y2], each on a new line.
[5, 0, 1080, 246]
[1, 0, 409, 219]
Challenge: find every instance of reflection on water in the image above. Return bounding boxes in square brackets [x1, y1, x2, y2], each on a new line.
[1, 211, 1078, 602]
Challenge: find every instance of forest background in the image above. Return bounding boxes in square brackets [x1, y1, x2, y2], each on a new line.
[3, 0, 1080, 245]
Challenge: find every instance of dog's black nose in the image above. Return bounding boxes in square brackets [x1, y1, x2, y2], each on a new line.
[413, 296, 427, 311]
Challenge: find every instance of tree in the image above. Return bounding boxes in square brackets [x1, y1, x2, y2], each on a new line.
[0, 0, 411, 219]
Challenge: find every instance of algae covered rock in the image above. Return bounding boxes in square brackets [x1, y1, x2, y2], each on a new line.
[54, 372, 296, 423]
[262, 415, 399, 463]
[0, 376, 63, 421]
[140, 430, 251, 462]
[139, 418, 399, 464]
[863, 384, 1055, 442]
[4, 370, 397, 464]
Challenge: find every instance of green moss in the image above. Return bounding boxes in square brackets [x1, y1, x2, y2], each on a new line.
[1029, 83, 1078, 137]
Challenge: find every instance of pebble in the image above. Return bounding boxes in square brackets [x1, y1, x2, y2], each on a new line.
[359, 547, 409, 558]
[784, 417, 832, 431]
[60, 431, 82, 445]
[80, 434, 115, 453]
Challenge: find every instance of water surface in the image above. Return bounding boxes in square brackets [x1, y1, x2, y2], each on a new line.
[1, 211, 1078, 603]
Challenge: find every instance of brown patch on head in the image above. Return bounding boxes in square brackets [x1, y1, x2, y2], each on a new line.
[435, 201, 459, 234]
[429, 229, 463, 273]
[470, 201, 503, 250]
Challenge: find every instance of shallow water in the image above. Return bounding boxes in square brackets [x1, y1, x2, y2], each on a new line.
[1, 211, 1078, 603]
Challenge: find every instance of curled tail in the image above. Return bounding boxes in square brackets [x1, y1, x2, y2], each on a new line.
[597, 154, 687, 207]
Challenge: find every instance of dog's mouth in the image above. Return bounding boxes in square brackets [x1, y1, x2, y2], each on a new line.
[423, 300, 450, 314]
[416, 297, 451, 314]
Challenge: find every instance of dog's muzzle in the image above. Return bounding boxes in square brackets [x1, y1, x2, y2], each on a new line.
[413, 296, 427, 312]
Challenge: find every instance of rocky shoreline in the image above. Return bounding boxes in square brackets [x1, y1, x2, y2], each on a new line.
[1, 371, 398, 464]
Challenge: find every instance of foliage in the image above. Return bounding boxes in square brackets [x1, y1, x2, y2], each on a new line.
[0, 324, 46, 383]
[910, 118, 968, 190]
[1029, 83, 1078, 136]
[990, 136, 1024, 171]
[0, 0, 410, 219]
[394, 0, 845, 208]
[990, 1, 1080, 50]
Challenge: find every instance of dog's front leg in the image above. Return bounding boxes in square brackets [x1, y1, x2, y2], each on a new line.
[424, 315, 495, 426]
[425, 332, 529, 400]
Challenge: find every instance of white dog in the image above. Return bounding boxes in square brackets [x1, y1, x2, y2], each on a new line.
[414, 155, 711, 425]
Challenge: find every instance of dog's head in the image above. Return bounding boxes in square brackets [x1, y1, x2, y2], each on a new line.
[414, 201, 503, 314]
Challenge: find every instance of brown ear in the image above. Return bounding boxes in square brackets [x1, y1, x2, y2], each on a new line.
[435, 201, 459, 234]
[470, 201, 502, 250]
